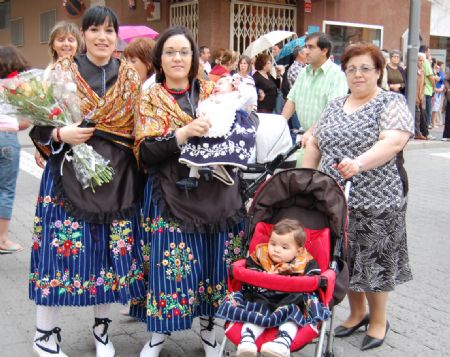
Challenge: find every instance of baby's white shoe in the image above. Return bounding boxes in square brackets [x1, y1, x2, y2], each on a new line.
[236, 327, 257, 357]
[260, 330, 293, 357]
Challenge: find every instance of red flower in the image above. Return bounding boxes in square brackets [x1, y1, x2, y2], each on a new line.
[33, 242, 39, 250]
[120, 247, 127, 256]
[90, 287, 97, 295]
[7, 71, 18, 78]
[167, 313, 172, 318]
[71, 248, 78, 255]
[181, 298, 188, 305]
[158, 300, 166, 308]
[57, 247, 63, 254]
[128, 237, 133, 244]
[173, 308, 181, 316]
[157, 228, 163, 233]
[138, 273, 144, 280]
[50, 107, 62, 118]
[63, 248, 71, 257]
[63, 241, 73, 248]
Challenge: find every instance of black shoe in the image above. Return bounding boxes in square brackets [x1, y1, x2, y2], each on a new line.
[198, 167, 213, 182]
[334, 314, 370, 337]
[176, 177, 199, 190]
[360, 321, 390, 351]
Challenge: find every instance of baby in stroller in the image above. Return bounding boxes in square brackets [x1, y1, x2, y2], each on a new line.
[176, 74, 257, 190]
[216, 218, 330, 357]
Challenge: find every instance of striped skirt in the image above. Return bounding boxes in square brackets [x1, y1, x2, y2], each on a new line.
[29, 165, 146, 306]
[129, 176, 245, 333]
[216, 291, 330, 328]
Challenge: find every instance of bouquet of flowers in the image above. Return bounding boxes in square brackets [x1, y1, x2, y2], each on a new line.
[0, 68, 114, 192]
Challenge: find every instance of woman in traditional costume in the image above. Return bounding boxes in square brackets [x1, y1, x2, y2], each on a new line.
[133, 26, 247, 357]
[29, 6, 145, 357]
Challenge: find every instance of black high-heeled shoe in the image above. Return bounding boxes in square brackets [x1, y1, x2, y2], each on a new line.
[360, 321, 390, 351]
[334, 314, 370, 337]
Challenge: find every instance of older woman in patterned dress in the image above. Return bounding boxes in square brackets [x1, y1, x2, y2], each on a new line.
[303, 43, 413, 351]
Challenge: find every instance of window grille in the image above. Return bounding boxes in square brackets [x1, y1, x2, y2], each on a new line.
[40, 10, 56, 43]
[0, 0, 10, 30]
[11, 17, 24, 46]
[230, 0, 296, 54]
[169, 0, 198, 42]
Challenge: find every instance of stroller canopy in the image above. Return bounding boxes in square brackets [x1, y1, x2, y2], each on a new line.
[248, 168, 347, 246]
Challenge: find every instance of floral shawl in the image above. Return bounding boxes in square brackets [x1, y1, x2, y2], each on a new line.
[250, 243, 315, 275]
[55, 57, 140, 149]
[134, 80, 215, 159]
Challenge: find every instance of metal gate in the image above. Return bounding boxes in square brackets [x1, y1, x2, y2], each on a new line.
[170, 0, 199, 42]
[230, 0, 296, 54]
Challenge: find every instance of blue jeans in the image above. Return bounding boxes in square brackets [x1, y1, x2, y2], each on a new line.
[0, 132, 20, 219]
[425, 95, 432, 127]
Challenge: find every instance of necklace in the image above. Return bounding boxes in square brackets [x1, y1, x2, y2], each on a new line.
[163, 82, 190, 95]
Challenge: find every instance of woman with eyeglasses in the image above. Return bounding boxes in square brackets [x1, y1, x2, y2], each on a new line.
[29, 6, 145, 356]
[303, 43, 413, 351]
[133, 26, 247, 357]
[253, 53, 280, 113]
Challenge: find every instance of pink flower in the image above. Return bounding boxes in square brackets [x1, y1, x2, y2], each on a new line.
[199, 286, 205, 293]
[44, 196, 52, 204]
[63, 220, 71, 226]
[143, 256, 150, 262]
[73, 280, 81, 288]
[42, 288, 50, 296]
[225, 241, 230, 247]
[233, 247, 241, 254]
[54, 220, 62, 228]
[96, 278, 104, 286]
[71, 222, 79, 230]
[117, 239, 126, 248]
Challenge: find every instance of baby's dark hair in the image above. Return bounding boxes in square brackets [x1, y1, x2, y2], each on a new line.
[272, 219, 306, 247]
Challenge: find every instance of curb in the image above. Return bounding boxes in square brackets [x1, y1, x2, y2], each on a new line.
[405, 140, 450, 151]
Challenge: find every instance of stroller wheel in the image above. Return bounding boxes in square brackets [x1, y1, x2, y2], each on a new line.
[323, 345, 344, 357]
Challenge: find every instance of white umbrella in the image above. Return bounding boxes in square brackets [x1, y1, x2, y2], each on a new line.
[243, 31, 296, 58]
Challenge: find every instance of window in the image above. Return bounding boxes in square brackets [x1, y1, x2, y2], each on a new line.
[323, 21, 383, 64]
[0, 0, 10, 29]
[40, 10, 56, 43]
[11, 18, 24, 46]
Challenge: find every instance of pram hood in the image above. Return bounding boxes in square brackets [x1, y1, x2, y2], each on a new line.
[246, 168, 347, 256]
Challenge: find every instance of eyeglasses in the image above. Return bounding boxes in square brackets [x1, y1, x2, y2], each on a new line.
[345, 65, 376, 76]
[162, 49, 192, 58]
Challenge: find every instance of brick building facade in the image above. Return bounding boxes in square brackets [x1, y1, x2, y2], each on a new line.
[0, 0, 435, 68]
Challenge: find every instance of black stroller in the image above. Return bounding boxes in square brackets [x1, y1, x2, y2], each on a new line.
[220, 167, 350, 356]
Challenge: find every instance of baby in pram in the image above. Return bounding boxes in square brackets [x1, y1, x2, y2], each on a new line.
[216, 219, 330, 357]
[176, 74, 257, 190]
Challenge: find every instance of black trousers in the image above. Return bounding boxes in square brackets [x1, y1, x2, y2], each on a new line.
[443, 102, 450, 139]
[415, 105, 429, 137]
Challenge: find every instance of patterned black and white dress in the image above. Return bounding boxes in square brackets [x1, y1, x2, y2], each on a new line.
[314, 90, 414, 292]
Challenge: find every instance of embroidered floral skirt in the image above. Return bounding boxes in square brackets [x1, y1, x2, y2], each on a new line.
[29, 166, 146, 306]
[129, 176, 245, 333]
[215, 291, 330, 328]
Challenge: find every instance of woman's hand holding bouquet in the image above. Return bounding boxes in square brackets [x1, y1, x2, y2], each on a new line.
[1, 68, 114, 192]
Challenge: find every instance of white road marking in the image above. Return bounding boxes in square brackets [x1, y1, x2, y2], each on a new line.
[430, 152, 450, 159]
[20, 150, 43, 179]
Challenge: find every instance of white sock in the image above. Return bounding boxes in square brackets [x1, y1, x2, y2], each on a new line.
[145, 332, 166, 355]
[200, 317, 220, 357]
[35, 306, 61, 351]
[273, 321, 298, 351]
[240, 322, 265, 344]
[93, 304, 111, 343]
[189, 166, 200, 178]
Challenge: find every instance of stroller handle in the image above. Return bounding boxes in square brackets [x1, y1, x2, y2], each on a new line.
[243, 142, 301, 199]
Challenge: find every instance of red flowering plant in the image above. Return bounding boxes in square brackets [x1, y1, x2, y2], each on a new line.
[1, 67, 113, 191]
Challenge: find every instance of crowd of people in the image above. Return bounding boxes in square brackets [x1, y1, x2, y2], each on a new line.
[1, 4, 446, 357]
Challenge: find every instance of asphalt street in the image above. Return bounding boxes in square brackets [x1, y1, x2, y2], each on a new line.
[0, 130, 449, 357]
